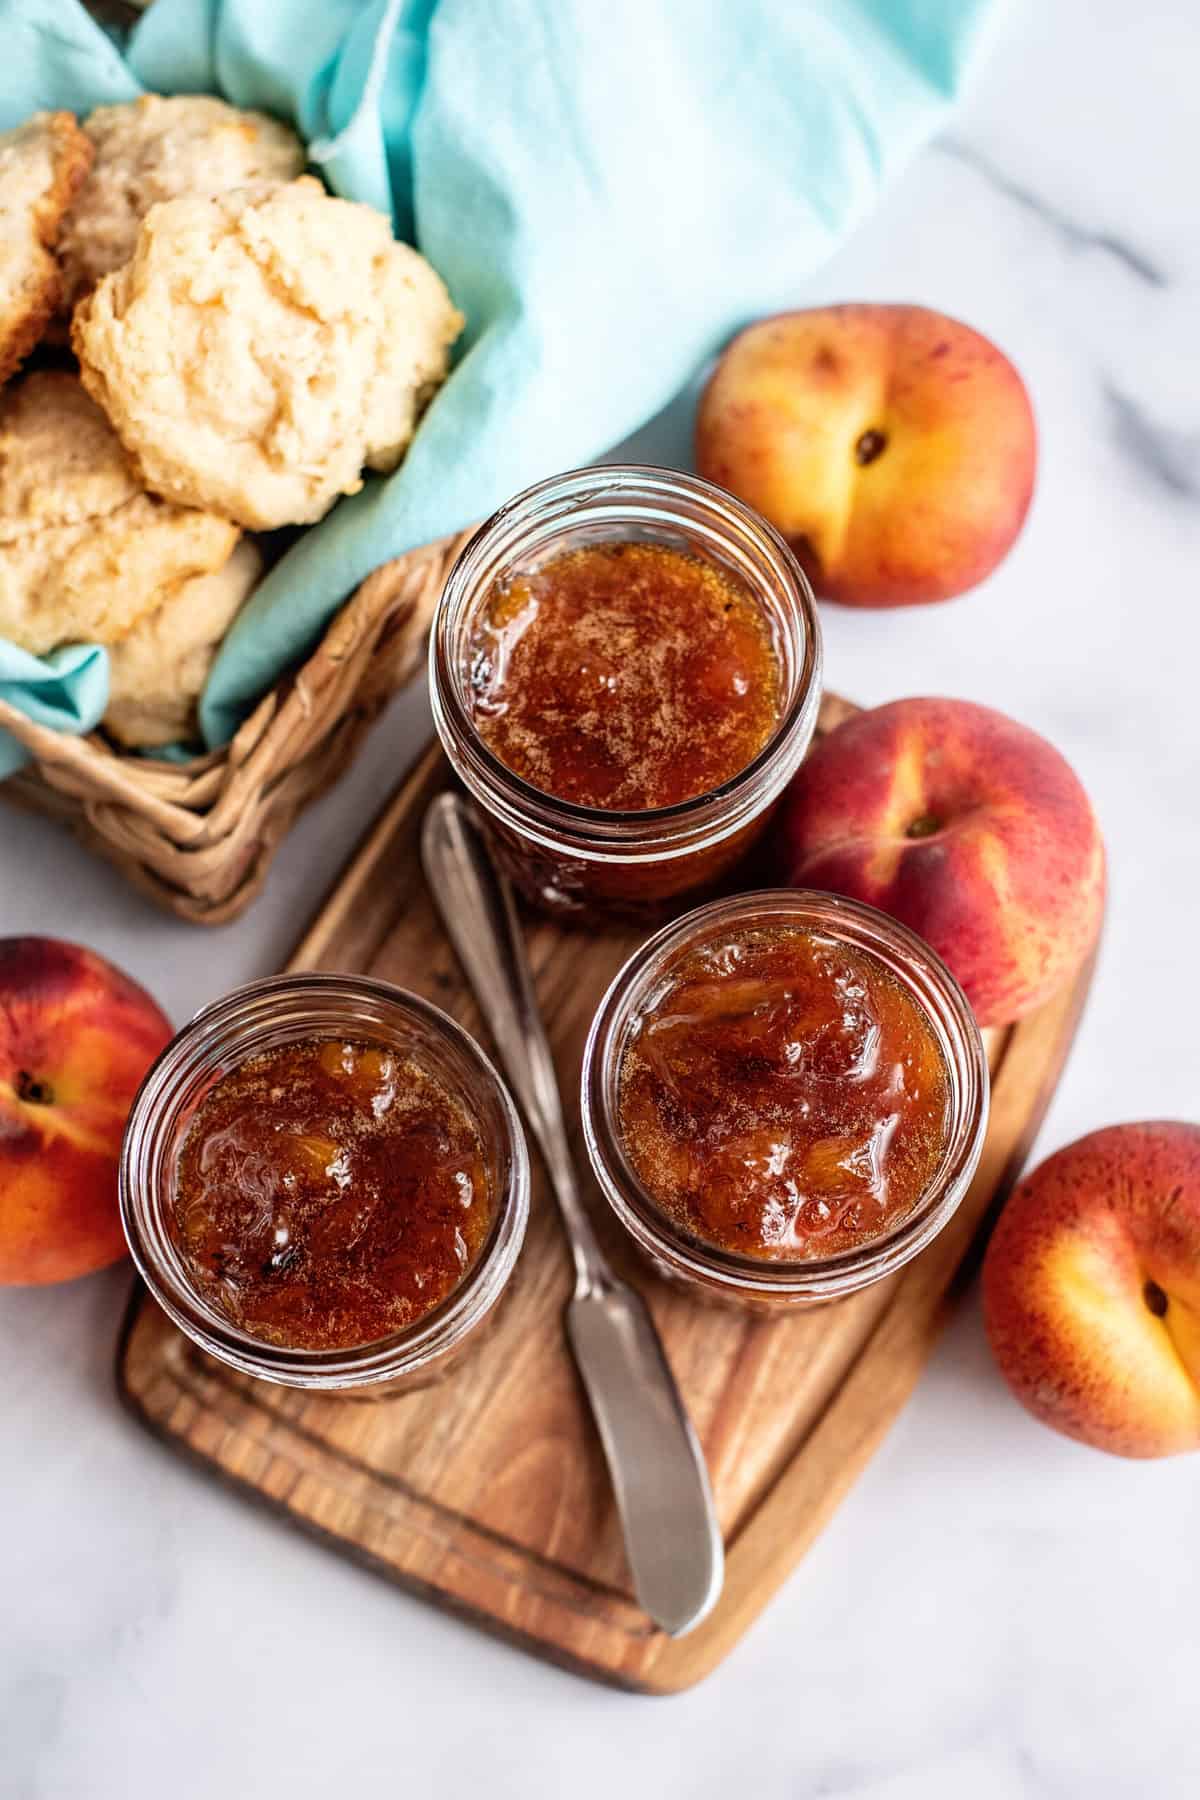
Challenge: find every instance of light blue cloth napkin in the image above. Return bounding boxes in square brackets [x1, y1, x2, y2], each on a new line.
[0, 642, 108, 778]
[0, 0, 1003, 770]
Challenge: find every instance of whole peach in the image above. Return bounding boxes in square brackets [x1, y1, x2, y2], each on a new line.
[0, 937, 172, 1284]
[983, 1123, 1200, 1458]
[778, 698, 1104, 1027]
[695, 303, 1036, 607]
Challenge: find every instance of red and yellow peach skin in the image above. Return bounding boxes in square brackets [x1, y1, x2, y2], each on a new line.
[778, 697, 1105, 1027]
[983, 1122, 1200, 1458]
[696, 303, 1036, 608]
[0, 937, 172, 1284]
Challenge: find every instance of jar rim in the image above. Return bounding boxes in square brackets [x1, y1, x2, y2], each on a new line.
[119, 972, 530, 1389]
[580, 889, 990, 1302]
[429, 464, 823, 861]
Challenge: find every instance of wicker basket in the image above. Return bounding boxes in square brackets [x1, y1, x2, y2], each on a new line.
[0, 530, 472, 924]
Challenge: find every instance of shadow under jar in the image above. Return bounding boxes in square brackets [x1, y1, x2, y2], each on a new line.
[581, 891, 989, 1311]
[120, 974, 529, 1394]
[429, 465, 822, 919]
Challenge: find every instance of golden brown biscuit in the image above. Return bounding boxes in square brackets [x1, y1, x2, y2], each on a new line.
[73, 177, 463, 530]
[58, 93, 305, 308]
[0, 112, 92, 384]
[0, 368, 137, 536]
[104, 537, 263, 748]
[0, 370, 239, 653]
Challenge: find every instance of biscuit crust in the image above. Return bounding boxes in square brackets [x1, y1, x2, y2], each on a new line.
[58, 93, 305, 308]
[105, 536, 263, 747]
[0, 370, 239, 652]
[0, 368, 137, 534]
[74, 178, 463, 530]
[0, 112, 93, 385]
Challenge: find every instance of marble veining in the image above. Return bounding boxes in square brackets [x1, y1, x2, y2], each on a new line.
[937, 136, 1169, 288]
[1103, 385, 1200, 500]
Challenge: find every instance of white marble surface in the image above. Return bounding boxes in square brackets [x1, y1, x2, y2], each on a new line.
[4, 3, 1200, 1794]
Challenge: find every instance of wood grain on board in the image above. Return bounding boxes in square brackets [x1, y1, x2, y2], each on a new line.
[118, 695, 1094, 1691]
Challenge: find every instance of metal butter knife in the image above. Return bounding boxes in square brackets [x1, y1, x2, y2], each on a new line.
[421, 792, 723, 1638]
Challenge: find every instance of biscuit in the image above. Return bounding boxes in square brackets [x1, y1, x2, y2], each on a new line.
[58, 93, 305, 308]
[73, 177, 463, 529]
[0, 368, 137, 536]
[105, 537, 263, 748]
[0, 370, 239, 653]
[0, 112, 92, 384]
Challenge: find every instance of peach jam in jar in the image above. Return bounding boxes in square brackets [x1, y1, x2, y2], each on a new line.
[120, 975, 528, 1391]
[468, 542, 781, 812]
[582, 892, 988, 1309]
[430, 466, 822, 918]
[172, 1035, 494, 1353]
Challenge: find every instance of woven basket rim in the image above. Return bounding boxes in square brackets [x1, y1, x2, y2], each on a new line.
[0, 528, 472, 920]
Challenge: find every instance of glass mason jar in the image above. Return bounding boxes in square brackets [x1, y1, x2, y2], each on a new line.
[120, 974, 529, 1394]
[581, 890, 989, 1310]
[429, 465, 823, 919]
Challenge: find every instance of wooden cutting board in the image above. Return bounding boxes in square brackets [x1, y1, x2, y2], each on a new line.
[116, 694, 1095, 1692]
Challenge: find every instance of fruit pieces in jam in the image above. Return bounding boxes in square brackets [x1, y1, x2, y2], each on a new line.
[172, 1036, 493, 1351]
[467, 541, 782, 811]
[617, 927, 950, 1260]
